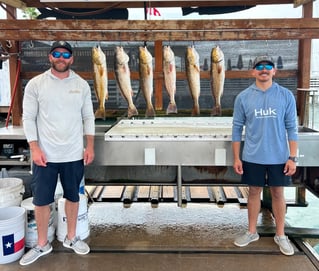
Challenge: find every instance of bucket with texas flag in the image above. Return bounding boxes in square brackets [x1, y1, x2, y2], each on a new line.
[0, 206, 25, 264]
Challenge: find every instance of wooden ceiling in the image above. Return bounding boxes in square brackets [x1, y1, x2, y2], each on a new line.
[1, 0, 312, 9]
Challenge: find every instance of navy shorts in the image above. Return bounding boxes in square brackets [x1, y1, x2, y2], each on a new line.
[32, 160, 84, 206]
[242, 161, 291, 187]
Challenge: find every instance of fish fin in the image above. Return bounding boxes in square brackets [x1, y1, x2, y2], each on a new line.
[169, 63, 174, 73]
[145, 106, 156, 118]
[166, 102, 178, 114]
[127, 105, 139, 119]
[98, 66, 105, 77]
[193, 65, 200, 73]
[211, 106, 222, 116]
[191, 104, 200, 116]
[218, 65, 223, 74]
[95, 109, 106, 120]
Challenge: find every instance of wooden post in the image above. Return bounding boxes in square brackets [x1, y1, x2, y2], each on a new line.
[154, 40, 163, 111]
[297, 1, 313, 126]
[6, 6, 22, 126]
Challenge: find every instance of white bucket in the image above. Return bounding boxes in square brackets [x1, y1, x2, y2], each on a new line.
[0, 206, 25, 264]
[0, 178, 24, 207]
[56, 194, 89, 242]
[20, 198, 55, 248]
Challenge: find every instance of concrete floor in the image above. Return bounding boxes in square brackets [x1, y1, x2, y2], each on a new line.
[1, 202, 318, 271]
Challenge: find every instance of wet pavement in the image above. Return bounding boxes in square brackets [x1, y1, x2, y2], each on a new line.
[1, 202, 318, 271]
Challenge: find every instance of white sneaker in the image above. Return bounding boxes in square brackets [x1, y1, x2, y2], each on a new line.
[234, 231, 260, 247]
[63, 236, 90, 255]
[19, 242, 52, 266]
[274, 235, 294, 256]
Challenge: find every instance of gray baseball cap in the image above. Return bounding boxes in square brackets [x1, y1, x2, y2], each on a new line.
[253, 55, 275, 68]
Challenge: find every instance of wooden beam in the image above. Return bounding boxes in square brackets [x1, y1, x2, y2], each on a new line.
[1, 19, 319, 41]
[20, 70, 298, 81]
[21, 0, 295, 9]
[294, 0, 313, 8]
[297, 1, 313, 125]
[0, 0, 26, 9]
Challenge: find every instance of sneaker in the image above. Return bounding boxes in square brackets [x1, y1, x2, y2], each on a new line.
[63, 236, 90, 255]
[19, 242, 52, 266]
[234, 231, 260, 247]
[274, 235, 294, 256]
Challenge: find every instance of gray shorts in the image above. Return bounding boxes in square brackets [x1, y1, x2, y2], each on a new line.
[242, 161, 291, 187]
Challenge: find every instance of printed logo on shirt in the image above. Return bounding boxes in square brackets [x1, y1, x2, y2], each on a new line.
[254, 107, 277, 118]
[69, 89, 81, 94]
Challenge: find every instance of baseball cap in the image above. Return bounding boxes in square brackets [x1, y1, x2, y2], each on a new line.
[253, 55, 275, 68]
[50, 41, 73, 54]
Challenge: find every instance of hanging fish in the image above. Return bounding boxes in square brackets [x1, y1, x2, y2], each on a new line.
[185, 46, 200, 116]
[114, 46, 138, 118]
[139, 46, 155, 118]
[163, 46, 177, 114]
[210, 45, 225, 116]
[92, 45, 108, 120]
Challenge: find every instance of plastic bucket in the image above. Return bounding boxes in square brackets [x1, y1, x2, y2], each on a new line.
[56, 194, 90, 242]
[0, 178, 24, 207]
[0, 206, 25, 264]
[20, 198, 55, 248]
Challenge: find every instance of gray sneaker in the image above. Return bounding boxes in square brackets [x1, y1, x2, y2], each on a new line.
[274, 235, 294, 256]
[234, 231, 260, 247]
[63, 236, 90, 255]
[19, 242, 52, 266]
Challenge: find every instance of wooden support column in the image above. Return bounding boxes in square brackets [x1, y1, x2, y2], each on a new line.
[6, 6, 22, 126]
[297, 1, 313, 126]
[154, 40, 163, 110]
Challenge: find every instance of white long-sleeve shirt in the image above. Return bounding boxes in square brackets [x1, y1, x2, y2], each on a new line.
[23, 69, 95, 163]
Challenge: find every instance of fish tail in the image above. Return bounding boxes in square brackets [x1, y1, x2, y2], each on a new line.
[166, 102, 178, 114]
[127, 105, 139, 118]
[192, 103, 200, 116]
[145, 105, 156, 118]
[95, 108, 106, 120]
[211, 105, 222, 116]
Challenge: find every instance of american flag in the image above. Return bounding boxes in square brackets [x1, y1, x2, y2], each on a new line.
[2, 234, 24, 256]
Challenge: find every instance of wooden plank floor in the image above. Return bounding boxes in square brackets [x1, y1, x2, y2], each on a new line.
[85, 185, 250, 206]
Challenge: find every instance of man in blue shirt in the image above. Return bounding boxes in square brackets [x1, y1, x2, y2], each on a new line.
[232, 55, 298, 256]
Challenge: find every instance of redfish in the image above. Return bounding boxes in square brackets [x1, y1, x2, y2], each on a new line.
[139, 46, 155, 117]
[185, 46, 200, 116]
[92, 45, 108, 120]
[114, 46, 138, 118]
[211, 46, 225, 116]
[163, 46, 177, 114]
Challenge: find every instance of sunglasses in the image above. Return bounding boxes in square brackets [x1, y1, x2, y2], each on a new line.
[51, 51, 72, 59]
[255, 64, 273, 71]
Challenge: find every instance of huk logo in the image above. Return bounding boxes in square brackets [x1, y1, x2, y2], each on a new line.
[255, 107, 277, 118]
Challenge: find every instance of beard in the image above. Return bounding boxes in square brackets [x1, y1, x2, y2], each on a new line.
[51, 61, 71, 73]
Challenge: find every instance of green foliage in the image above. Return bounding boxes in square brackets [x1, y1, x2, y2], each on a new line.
[22, 7, 39, 20]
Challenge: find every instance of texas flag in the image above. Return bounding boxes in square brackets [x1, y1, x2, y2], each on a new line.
[2, 234, 24, 256]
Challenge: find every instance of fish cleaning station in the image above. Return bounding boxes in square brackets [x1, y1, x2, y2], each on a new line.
[0, 0, 319, 270]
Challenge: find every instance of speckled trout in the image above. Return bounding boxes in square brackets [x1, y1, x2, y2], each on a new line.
[114, 46, 138, 118]
[185, 46, 200, 116]
[163, 46, 177, 114]
[92, 45, 108, 120]
[139, 46, 155, 117]
[210, 46, 225, 116]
